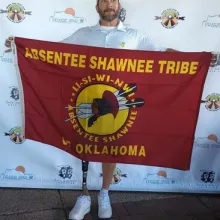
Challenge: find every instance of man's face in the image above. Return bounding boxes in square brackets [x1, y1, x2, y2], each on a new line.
[96, 0, 120, 22]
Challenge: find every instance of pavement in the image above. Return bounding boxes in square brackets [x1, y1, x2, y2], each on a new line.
[0, 188, 219, 220]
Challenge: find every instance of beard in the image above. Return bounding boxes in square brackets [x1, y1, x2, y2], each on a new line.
[97, 7, 120, 22]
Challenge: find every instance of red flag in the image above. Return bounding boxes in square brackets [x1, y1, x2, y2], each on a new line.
[13, 37, 212, 170]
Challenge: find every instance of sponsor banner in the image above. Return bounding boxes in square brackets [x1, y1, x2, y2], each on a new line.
[0, 0, 220, 192]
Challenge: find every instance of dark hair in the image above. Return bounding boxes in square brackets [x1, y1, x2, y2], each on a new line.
[97, 0, 119, 5]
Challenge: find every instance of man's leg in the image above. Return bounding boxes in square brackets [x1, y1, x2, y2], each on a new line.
[69, 161, 91, 220]
[102, 162, 116, 189]
[98, 162, 116, 219]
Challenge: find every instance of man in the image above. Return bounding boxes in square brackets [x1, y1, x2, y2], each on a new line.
[4, 0, 217, 219]
[59, 1, 169, 219]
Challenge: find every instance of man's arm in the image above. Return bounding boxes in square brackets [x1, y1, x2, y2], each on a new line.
[59, 28, 86, 44]
[137, 32, 178, 52]
[166, 48, 217, 66]
[137, 33, 167, 51]
[60, 33, 77, 44]
[137, 33, 216, 66]
[166, 48, 217, 67]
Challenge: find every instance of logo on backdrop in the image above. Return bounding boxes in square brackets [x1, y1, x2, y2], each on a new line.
[0, 39, 13, 63]
[196, 170, 218, 189]
[49, 8, 86, 24]
[0, 3, 31, 23]
[143, 170, 178, 184]
[4, 126, 25, 144]
[6, 86, 20, 107]
[202, 14, 220, 28]
[194, 134, 220, 149]
[54, 165, 76, 185]
[118, 7, 129, 27]
[118, 8, 126, 22]
[209, 53, 220, 68]
[201, 170, 215, 183]
[59, 165, 73, 179]
[201, 93, 220, 111]
[0, 166, 35, 180]
[100, 167, 127, 184]
[155, 9, 185, 29]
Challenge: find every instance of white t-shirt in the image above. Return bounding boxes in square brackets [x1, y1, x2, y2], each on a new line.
[100, 26, 117, 33]
[61, 20, 166, 51]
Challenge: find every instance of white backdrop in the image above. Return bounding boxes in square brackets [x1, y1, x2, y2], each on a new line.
[0, 0, 220, 193]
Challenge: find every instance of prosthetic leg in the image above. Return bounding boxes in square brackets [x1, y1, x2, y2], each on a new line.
[69, 160, 90, 220]
[82, 160, 89, 196]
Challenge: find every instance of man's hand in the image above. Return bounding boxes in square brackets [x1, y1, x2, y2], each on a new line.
[166, 48, 178, 52]
[4, 37, 14, 53]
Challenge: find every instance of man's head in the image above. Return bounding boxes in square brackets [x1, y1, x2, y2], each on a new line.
[96, 0, 121, 22]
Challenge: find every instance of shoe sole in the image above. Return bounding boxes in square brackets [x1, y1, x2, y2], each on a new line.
[98, 216, 112, 219]
[98, 212, 112, 219]
[98, 215, 112, 219]
[69, 207, 91, 220]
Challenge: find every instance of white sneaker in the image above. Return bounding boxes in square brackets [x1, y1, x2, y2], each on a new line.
[68, 195, 91, 220]
[98, 193, 112, 219]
